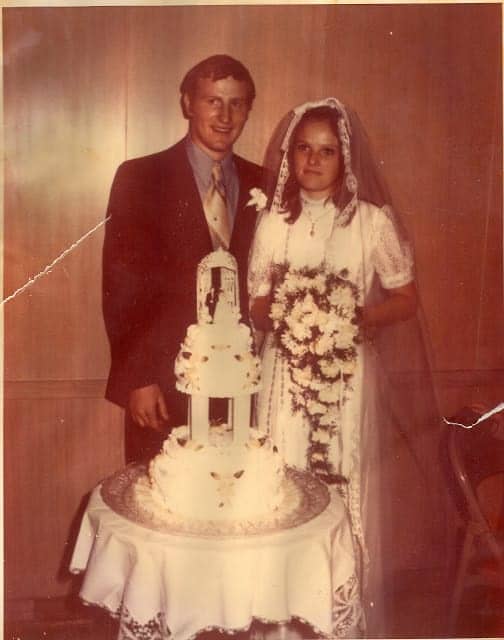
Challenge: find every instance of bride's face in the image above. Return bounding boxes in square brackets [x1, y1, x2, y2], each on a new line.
[292, 118, 342, 200]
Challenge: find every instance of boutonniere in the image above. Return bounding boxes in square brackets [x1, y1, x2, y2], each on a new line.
[247, 188, 268, 211]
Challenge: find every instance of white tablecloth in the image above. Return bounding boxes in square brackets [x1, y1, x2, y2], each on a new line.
[70, 481, 361, 640]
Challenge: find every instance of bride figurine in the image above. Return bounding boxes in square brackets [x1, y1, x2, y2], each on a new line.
[248, 98, 443, 637]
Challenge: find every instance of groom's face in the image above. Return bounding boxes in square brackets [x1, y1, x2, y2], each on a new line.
[183, 76, 251, 161]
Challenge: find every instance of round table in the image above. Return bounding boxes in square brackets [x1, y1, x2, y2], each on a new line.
[70, 466, 362, 640]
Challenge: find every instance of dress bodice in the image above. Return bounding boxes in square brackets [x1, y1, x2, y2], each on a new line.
[248, 199, 414, 307]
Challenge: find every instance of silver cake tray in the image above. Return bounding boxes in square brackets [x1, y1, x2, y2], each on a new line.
[101, 464, 330, 538]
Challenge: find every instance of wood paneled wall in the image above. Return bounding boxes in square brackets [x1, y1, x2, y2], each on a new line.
[3, 5, 502, 605]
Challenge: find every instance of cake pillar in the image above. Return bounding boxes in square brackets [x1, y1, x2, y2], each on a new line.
[189, 396, 210, 443]
[231, 396, 251, 445]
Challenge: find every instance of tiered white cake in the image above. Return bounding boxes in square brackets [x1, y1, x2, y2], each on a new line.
[135, 249, 287, 523]
[148, 425, 284, 521]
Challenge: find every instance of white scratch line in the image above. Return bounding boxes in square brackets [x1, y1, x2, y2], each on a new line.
[443, 402, 504, 429]
[1, 216, 111, 306]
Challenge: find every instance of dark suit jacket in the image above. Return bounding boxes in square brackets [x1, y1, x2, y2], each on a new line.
[102, 139, 264, 417]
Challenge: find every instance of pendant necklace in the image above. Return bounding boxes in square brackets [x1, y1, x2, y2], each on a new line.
[304, 198, 335, 237]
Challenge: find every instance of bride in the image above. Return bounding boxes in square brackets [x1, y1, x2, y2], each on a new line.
[248, 98, 438, 636]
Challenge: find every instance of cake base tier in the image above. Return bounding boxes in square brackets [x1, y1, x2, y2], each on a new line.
[101, 464, 330, 538]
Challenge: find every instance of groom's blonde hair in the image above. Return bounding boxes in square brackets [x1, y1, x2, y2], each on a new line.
[180, 54, 256, 117]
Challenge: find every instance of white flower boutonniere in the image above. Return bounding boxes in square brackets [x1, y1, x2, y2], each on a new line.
[247, 188, 268, 211]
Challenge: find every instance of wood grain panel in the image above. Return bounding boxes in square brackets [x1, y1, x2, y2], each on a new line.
[4, 379, 107, 400]
[4, 396, 124, 600]
[4, 7, 127, 381]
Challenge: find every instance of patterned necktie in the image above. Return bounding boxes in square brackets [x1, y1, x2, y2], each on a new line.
[203, 162, 231, 250]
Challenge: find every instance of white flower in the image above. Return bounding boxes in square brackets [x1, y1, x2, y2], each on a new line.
[307, 400, 326, 416]
[300, 293, 317, 315]
[311, 429, 331, 444]
[329, 286, 355, 310]
[300, 276, 314, 291]
[292, 366, 313, 387]
[247, 188, 268, 211]
[289, 301, 305, 323]
[281, 334, 308, 358]
[320, 359, 340, 378]
[291, 322, 312, 341]
[312, 274, 326, 293]
[315, 309, 330, 328]
[292, 344, 309, 359]
[319, 409, 340, 426]
[270, 302, 284, 322]
[293, 391, 307, 407]
[333, 324, 358, 349]
[319, 385, 341, 404]
[300, 307, 319, 330]
[314, 334, 333, 356]
[341, 358, 357, 376]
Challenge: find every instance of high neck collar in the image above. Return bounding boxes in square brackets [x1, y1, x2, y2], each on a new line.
[300, 191, 337, 210]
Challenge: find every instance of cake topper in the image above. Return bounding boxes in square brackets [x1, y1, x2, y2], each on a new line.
[197, 248, 240, 325]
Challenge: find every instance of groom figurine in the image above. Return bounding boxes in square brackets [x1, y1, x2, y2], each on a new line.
[102, 55, 263, 463]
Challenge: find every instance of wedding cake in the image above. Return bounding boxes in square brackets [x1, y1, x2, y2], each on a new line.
[133, 249, 288, 524]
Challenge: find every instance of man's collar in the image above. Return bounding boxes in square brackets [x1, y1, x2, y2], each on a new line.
[185, 135, 234, 171]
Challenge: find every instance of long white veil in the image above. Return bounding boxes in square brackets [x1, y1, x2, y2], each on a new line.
[256, 98, 448, 637]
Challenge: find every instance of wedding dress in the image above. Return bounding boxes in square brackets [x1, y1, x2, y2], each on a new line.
[248, 98, 445, 637]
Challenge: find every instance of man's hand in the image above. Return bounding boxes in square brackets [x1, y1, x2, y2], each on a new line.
[129, 384, 169, 431]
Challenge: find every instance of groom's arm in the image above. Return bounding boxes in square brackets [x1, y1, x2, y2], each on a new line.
[102, 159, 165, 412]
[128, 384, 169, 431]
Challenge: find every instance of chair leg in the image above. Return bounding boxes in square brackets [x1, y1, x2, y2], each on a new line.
[449, 527, 475, 634]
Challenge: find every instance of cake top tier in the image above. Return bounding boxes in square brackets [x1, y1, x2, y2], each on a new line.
[175, 249, 261, 397]
[197, 248, 241, 326]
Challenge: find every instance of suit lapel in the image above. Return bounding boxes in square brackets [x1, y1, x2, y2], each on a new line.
[231, 156, 259, 251]
[236, 162, 251, 215]
[157, 144, 259, 254]
[159, 141, 213, 250]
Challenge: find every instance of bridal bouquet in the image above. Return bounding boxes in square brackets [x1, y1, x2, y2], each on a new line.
[270, 264, 361, 482]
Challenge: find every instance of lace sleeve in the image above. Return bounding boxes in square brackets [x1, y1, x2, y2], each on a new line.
[371, 205, 415, 289]
[247, 211, 278, 300]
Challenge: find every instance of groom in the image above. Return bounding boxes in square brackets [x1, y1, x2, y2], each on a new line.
[102, 55, 263, 463]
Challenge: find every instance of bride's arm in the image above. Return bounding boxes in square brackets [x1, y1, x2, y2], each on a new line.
[361, 281, 417, 330]
[365, 205, 418, 333]
[250, 294, 274, 332]
[248, 211, 278, 342]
